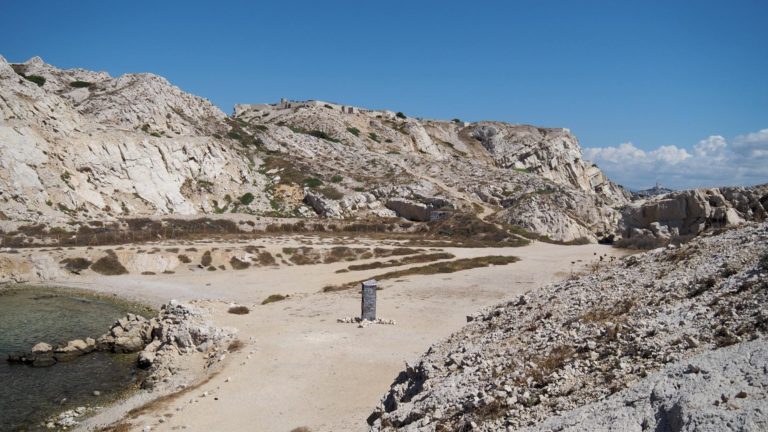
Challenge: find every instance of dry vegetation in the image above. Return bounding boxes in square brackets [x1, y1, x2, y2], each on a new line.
[262, 294, 288, 305]
[227, 305, 250, 315]
[324, 255, 519, 292]
[339, 252, 455, 272]
[90, 250, 128, 275]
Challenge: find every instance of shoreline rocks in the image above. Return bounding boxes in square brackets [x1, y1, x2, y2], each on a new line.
[7, 300, 234, 384]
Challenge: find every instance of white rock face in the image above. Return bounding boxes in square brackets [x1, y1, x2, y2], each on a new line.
[619, 185, 768, 244]
[1, 56, 634, 242]
[470, 123, 628, 204]
[0, 55, 269, 222]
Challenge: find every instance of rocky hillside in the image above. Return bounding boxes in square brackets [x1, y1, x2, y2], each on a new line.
[230, 101, 629, 242]
[369, 222, 768, 430]
[0, 56, 269, 222]
[1, 56, 633, 242]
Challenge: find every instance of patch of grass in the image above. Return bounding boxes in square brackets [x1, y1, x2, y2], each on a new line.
[330, 174, 343, 183]
[262, 294, 287, 305]
[373, 247, 420, 257]
[368, 132, 380, 142]
[319, 186, 344, 200]
[324, 255, 518, 292]
[90, 250, 129, 275]
[303, 177, 323, 188]
[343, 252, 454, 272]
[346, 127, 360, 137]
[228, 305, 250, 315]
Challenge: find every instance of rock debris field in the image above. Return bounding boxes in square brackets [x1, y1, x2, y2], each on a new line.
[370, 222, 768, 431]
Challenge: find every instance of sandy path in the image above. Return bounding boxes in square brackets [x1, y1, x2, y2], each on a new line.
[60, 240, 626, 431]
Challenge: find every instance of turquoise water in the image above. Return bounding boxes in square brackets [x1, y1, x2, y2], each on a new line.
[0, 287, 153, 431]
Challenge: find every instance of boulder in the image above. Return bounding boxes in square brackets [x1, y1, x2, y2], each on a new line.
[385, 198, 432, 222]
[113, 336, 144, 353]
[31, 342, 52, 354]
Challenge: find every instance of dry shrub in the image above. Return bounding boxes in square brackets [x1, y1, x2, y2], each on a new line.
[346, 252, 455, 272]
[324, 255, 518, 292]
[244, 245, 261, 254]
[177, 254, 192, 263]
[60, 257, 91, 274]
[228, 305, 250, 315]
[262, 294, 287, 305]
[227, 339, 245, 352]
[200, 250, 212, 266]
[258, 251, 276, 266]
[230, 256, 251, 270]
[90, 250, 129, 275]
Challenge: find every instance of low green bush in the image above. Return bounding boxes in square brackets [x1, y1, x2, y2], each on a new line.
[70, 80, 92, 88]
[239, 192, 255, 205]
[24, 74, 46, 86]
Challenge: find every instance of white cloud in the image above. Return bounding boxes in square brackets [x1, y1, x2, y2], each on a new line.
[584, 128, 768, 190]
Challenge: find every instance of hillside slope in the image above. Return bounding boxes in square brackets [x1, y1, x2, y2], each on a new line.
[369, 222, 768, 430]
[1, 56, 632, 242]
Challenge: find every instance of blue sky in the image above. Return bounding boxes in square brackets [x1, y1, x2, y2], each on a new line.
[2, 0, 766, 189]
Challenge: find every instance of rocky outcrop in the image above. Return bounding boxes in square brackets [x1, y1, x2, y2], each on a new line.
[470, 123, 629, 204]
[7, 300, 234, 387]
[619, 185, 768, 245]
[0, 55, 269, 222]
[385, 199, 433, 222]
[369, 222, 768, 431]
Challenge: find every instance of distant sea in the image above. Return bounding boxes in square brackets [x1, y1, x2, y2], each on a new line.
[0, 287, 153, 431]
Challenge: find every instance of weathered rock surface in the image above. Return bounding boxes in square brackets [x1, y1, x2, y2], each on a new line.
[1, 56, 633, 242]
[0, 55, 269, 222]
[470, 123, 627, 205]
[619, 185, 767, 246]
[527, 339, 768, 432]
[369, 222, 768, 431]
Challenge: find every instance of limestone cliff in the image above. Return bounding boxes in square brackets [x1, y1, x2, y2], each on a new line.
[1, 56, 632, 243]
[0, 55, 269, 222]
